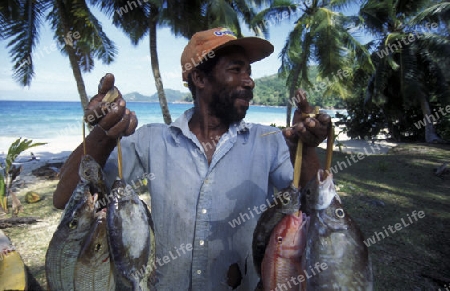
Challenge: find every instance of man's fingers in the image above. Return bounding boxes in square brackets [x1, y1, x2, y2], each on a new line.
[97, 98, 127, 130]
[124, 112, 138, 136]
[294, 89, 309, 111]
[98, 73, 115, 94]
[103, 109, 132, 138]
[317, 113, 331, 124]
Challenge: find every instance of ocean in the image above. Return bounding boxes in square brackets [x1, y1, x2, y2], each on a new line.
[0, 100, 347, 140]
[0, 100, 292, 140]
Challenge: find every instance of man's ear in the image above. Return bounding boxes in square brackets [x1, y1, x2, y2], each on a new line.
[191, 69, 207, 89]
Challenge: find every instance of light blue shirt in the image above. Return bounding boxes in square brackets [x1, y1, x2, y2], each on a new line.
[105, 108, 293, 290]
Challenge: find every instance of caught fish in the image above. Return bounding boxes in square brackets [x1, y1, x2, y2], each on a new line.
[301, 170, 373, 290]
[261, 210, 309, 291]
[252, 185, 300, 289]
[74, 210, 115, 291]
[106, 178, 155, 290]
[79, 154, 109, 205]
[45, 167, 98, 289]
[45, 155, 106, 290]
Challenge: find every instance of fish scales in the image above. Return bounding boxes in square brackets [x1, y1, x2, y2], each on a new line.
[45, 155, 105, 290]
[253, 185, 301, 280]
[106, 178, 155, 291]
[45, 181, 96, 290]
[261, 211, 309, 291]
[74, 210, 115, 291]
[302, 170, 373, 290]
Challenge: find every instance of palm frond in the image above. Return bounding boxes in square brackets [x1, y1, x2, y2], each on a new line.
[206, 0, 241, 35]
[410, 2, 450, 25]
[311, 8, 348, 76]
[3, 0, 49, 86]
[0, 0, 22, 39]
[251, 1, 300, 39]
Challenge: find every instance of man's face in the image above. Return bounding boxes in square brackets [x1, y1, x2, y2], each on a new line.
[207, 49, 255, 124]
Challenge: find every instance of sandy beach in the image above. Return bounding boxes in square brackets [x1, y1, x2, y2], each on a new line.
[0, 129, 398, 188]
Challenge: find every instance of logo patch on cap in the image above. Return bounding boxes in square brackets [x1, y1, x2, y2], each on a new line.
[213, 28, 236, 37]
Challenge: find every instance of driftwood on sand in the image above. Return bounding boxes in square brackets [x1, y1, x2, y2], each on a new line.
[0, 217, 40, 229]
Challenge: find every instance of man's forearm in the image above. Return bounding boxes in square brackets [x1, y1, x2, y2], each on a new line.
[53, 126, 117, 209]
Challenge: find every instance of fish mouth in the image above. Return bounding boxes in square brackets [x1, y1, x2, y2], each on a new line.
[317, 169, 333, 189]
[314, 169, 336, 210]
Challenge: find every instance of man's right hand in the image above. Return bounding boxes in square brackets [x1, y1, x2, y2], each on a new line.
[84, 73, 138, 139]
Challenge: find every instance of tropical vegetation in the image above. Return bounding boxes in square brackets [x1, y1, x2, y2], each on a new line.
[0, 138, 45, 216]
[1, 0, 449, 142]
[0, 0, 116, 110]
[358, 0, 450, 142]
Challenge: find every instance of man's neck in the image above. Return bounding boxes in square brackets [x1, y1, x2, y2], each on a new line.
[188, 104, 229, 164]
[188, 105, 228, 140]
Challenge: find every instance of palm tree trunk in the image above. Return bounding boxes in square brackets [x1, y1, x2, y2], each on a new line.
[66, 46, 89, 110]
[149, 5, 172, 125]
[54, 0, 89, 111]
[418, 93, 444, 143]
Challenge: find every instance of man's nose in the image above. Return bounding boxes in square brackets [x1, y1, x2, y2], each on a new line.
[242, 74, 255, 90]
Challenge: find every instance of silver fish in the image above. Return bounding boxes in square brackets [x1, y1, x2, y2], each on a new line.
[79, 154, 109, 207]
[252, 185, 300, 289]
[45, 155, 104, 290]
[45, 182, 96, 290]
[302, 170, 373, 290]
[74, 210, 115, 291]
[106, 178, 155, 291]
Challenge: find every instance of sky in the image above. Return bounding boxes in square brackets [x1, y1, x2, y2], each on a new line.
[0, 3, 365, 101]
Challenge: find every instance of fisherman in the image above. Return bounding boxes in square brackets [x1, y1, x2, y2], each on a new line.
[53, 27, 330, 290]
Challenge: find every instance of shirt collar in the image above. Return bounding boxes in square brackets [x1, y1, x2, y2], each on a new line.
[169, 108, 251, 144]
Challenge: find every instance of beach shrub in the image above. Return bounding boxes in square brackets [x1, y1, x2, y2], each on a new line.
[0, 138, 46, 214]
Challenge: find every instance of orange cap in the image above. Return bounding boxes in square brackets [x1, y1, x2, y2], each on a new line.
[181, 27, 274, 81]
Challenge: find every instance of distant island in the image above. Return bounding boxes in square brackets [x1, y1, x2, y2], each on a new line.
[122, 89, 192, 103]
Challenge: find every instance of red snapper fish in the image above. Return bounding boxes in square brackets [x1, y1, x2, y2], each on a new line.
[261, 210, 309, 291]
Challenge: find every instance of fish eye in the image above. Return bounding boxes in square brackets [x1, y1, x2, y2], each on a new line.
[277, 237, 283, 244]
[84, 170, 90, 177]
[69, 219, 78, 229]
[335, 208, 345, 218]
[306, 189, 311, 198]
[95, 243, 101, 252]
[281, 196, 290, 205]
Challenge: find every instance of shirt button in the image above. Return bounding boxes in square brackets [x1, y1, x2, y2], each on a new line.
[202, 209, 207, 214]
[197, 270, 202, 275]
[199, 240, 204, 246]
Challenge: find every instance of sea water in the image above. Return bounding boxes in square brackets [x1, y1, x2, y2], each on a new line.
[0, 100, 291, 140]
[0, 100, 346, 139]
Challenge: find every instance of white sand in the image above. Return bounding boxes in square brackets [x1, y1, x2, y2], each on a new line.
[0, 136, 81, 177]
[1, 128, 398, 180]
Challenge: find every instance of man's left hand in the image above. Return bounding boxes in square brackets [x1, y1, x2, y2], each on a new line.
[282, 89, 331, 148]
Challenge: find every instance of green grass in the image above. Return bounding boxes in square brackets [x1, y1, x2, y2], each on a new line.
[2, 143, 450, 290]
[316, 143, 450, 290]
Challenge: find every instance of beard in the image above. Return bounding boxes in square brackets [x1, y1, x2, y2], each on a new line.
[209, 85, 253, 125]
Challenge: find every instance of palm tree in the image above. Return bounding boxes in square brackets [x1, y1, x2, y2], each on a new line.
[1, 0, 116, 110]
[253, 0, 374, 126]
[361, 0, 450, 142]
[163, 0, 265, 38]
[93, 0, 173, 124]
[94, 0, 264, 124]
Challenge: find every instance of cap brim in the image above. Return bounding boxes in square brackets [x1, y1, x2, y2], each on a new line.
[215, 37, 274, 63]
